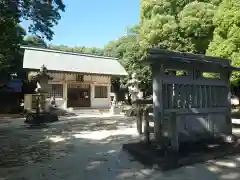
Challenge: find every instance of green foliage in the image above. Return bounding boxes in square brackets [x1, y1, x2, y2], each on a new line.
[0, 1, 25, 81]
[2, 0, 240, 93]
[23, 36, 47, 48]
[207, 0, 240, 85]
[140, 0, 217, 54]
[103, 0, 236, 94]
[115, 0, 217, 93]
[20, 0, 65, 41]
[178, 1, 216, 53]
[49, 45, 105, 56]
[104, 25, 152, 94]
[0, 0, 65, 81]
[140, 14, 195, 52]
[112, 0, 239, 92]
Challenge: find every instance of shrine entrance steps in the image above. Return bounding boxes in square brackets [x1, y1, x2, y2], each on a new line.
[71, 108, 109, 116]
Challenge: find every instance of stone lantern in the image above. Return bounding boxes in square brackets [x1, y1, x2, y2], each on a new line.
[33, 65, 52, 112]
[127, 73, 142, 103]
[24, 65, 58, 124]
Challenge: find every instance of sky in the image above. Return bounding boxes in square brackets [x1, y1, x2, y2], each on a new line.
[22, 0, 140, 48]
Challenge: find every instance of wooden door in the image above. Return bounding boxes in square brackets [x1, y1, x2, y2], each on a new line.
[67, 85, 91, 107]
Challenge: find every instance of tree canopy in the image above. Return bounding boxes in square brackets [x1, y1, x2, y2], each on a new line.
[1, 0, 240, 92]
[51, 0, 239, 94]
[23, 36, 47, 48]
[207, 0, 240, 85]
[0, 0, 65, 81]
[104, 0, 240, 92]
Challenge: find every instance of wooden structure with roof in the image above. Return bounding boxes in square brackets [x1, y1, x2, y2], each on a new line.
[21, 46, 127, 110]
[143, 48, 240, 151]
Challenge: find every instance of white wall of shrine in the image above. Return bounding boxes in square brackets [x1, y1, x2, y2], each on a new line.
[27, 71, 112, 109]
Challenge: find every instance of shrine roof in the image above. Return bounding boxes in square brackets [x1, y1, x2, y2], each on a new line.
[21, 46, 128, 76]
[143, 48, 240, 70]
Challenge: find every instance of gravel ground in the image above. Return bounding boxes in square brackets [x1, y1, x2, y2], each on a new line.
[0, 116, 240, 180]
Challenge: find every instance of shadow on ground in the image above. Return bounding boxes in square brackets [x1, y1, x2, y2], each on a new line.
[0, 116, 142, 180]
[0, 116, 240, 180]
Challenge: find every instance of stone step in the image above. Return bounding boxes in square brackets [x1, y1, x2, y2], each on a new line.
[72, 109, 102, 115]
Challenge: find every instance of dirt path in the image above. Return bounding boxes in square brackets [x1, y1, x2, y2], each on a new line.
[0, 116, 240, 180]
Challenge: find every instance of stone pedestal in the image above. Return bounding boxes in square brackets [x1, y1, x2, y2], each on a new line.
[109, 106, 121, 115]
[25, 112, 58, 124]
[24, 94, 33, 111]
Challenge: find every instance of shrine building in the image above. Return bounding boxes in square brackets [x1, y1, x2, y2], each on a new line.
[21, 46, 127, 109]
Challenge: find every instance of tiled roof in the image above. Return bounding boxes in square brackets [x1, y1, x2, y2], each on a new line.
[21, 46, 128, 76]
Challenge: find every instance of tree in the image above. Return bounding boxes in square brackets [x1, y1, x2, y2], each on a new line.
[107, 0, 218, 94]
[104, 25, 153, 96]
[49, 45, 105, 56]
[0, 0, 65, 81]
[178, 1, 216, 54]
[207, 0, 240, 85]
[19, 0, 65, 40]
[23, 35, 47, 48]
[0, 2, 25, 82]
[140, 0, 217, 54]
[103, 0, 220, 95]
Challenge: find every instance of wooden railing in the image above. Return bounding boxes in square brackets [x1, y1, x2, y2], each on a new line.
[163, 84, 228, 109]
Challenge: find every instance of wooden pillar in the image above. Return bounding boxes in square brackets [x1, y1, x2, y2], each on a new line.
[143, 108, 150, 143]
[90, 84, 95, 100]
[221, 70, 232, 134]
[107, 84, 111, 107]
[62, 82, 68, 109]
[152, 64, 164, 144]
[137, 107, 143, 135]
[170, 112, 179, 151]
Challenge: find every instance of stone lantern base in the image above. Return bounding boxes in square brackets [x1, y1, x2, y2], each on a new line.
[24, 112, 58, 125]
[109, 106, 121, 115]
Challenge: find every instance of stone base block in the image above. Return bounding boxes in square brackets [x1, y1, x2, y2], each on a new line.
[24, 112, 58, 125]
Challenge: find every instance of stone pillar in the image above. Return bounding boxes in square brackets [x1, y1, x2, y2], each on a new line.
[24, 94, 32, 111]
[40, 93, 48, 112]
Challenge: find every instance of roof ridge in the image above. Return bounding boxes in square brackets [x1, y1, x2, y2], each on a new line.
[20, 45, 118, 60]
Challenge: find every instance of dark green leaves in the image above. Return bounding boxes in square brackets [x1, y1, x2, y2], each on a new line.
[207, 0, 240, 85]
[19, 0, 65, 40]
[0, 0, 65, 81]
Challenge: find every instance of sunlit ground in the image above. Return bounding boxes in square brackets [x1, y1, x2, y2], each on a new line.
[0, 116, 240, 180]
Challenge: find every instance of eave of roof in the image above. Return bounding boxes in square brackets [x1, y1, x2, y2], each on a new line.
[21, 46, 128, 76]
[21, 46, 118, 60]
[141, 48, 240, 70]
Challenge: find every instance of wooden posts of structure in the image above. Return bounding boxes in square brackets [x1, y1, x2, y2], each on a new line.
[137, 107, 143, 135]
[169, 112, 178, 151]
[152, 65, 164, 144]
[135, 100, 153, 144]
[135, 99, 153, 136]
[141, 48, 240, 151]
[143, 107, 150, 144]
